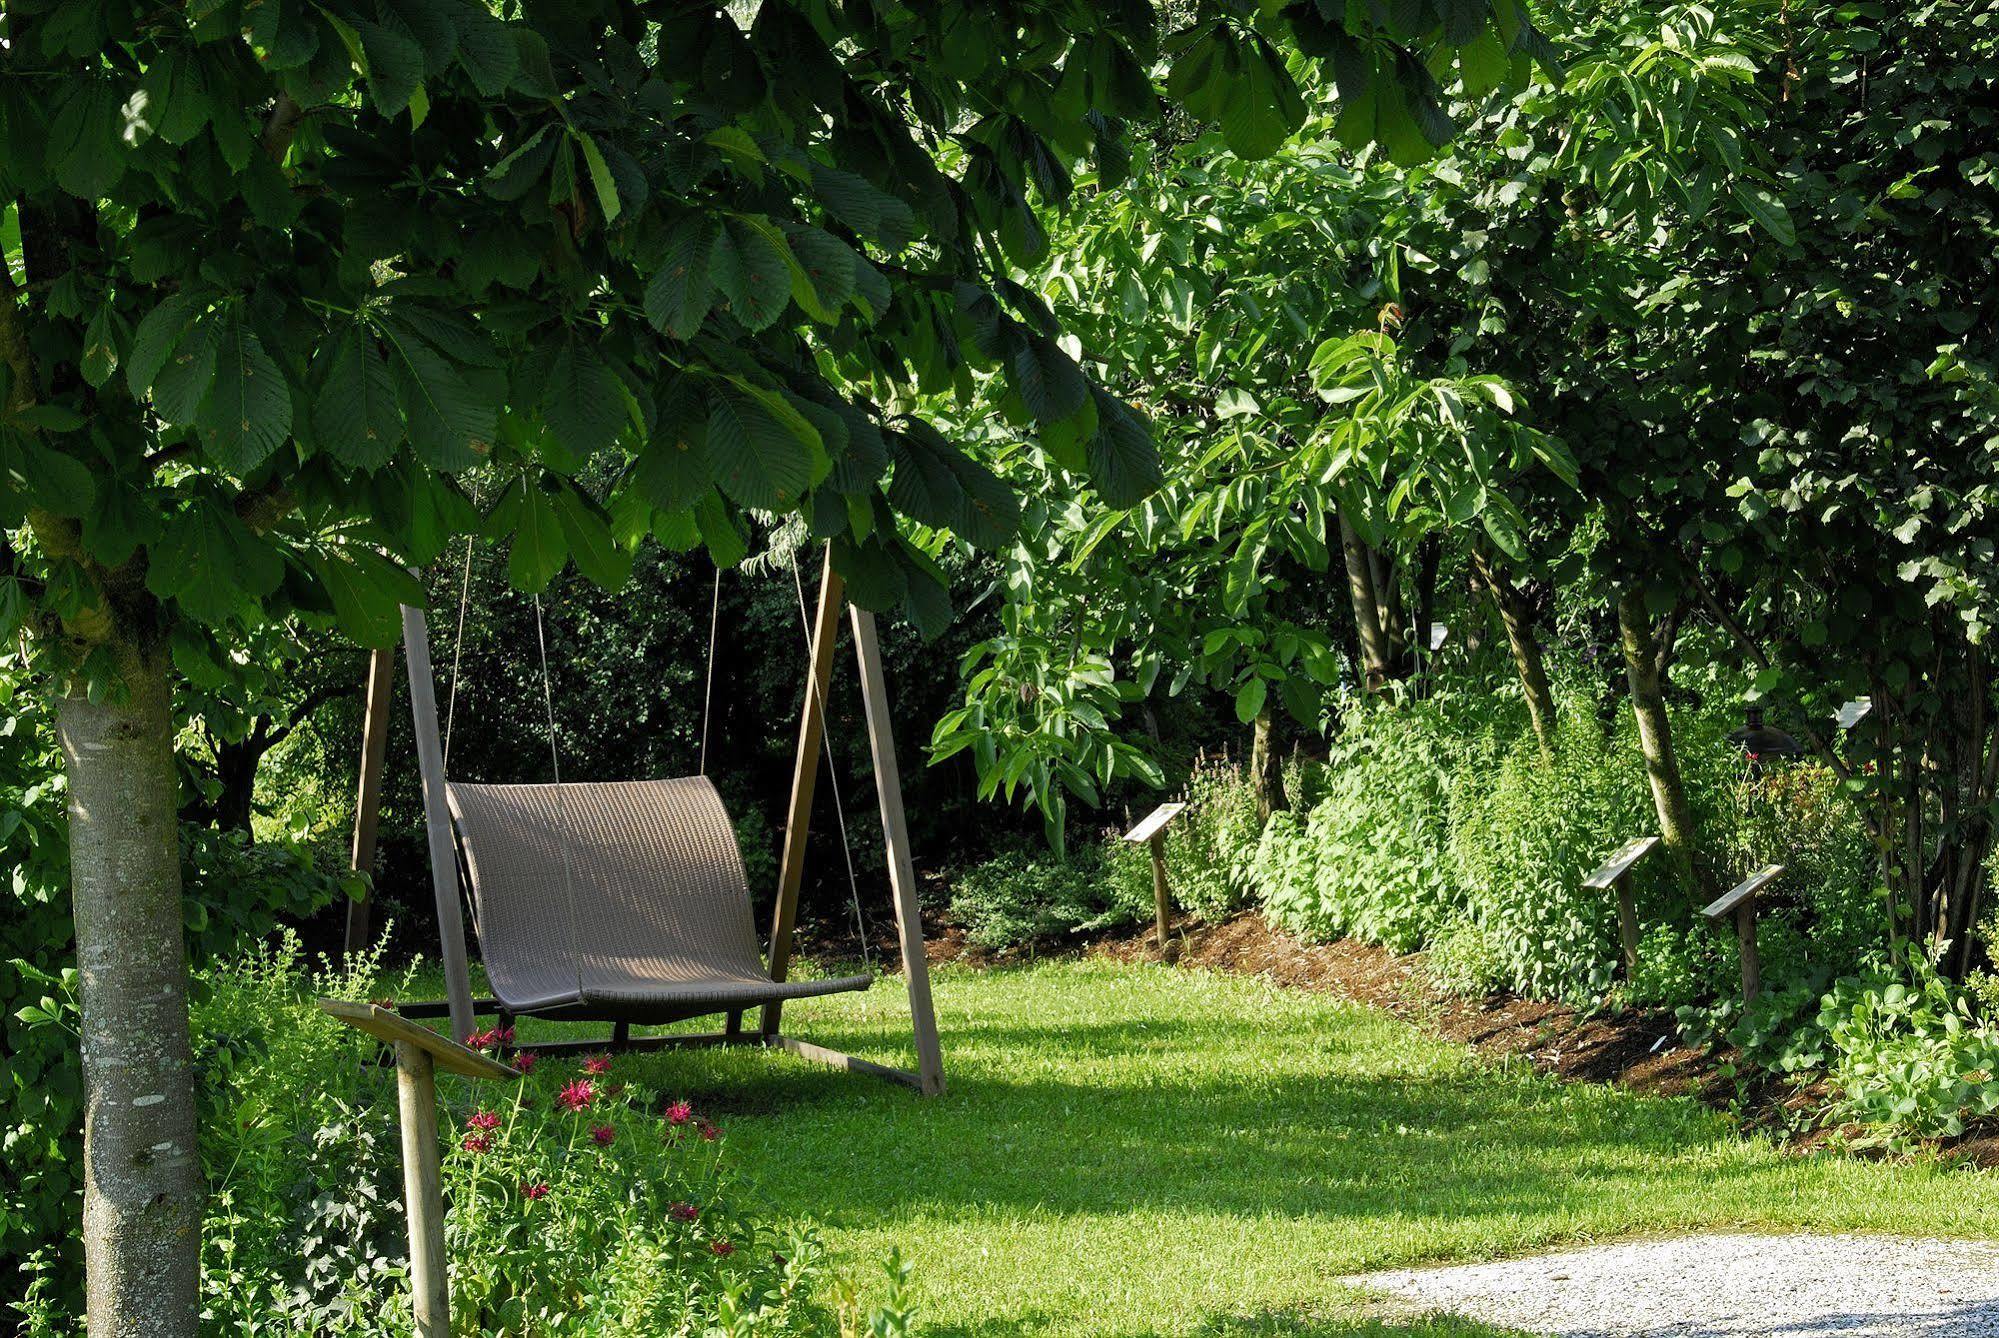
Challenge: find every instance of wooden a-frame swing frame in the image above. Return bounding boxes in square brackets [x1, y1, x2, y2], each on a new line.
[341, 548, 945, 1096]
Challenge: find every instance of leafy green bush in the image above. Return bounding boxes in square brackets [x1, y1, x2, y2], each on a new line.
[1815, 954, 1999, 1144]
[1445, 712, 1660, 1002]
[950, 844, 1146, 951]
[1253, 703, 1465, 952]
[20, 933, 905, 1336]
[1106, 758, 1264, 924]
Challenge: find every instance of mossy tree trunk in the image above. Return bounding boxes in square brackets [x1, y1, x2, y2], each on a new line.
[1615, 589, 1703, 897]
[1249, 709, 1286, 822]
[1338, 514, 1394, 698]
[1472, 547, 1558, 763]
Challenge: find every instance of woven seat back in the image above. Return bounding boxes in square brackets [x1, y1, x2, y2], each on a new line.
[445, 776, 764, 1007]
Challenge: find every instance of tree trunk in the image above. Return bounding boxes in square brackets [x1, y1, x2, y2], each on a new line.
[1472, 549, 1558, 763]
[57, 643, 201, 1338]
[1249, 709, 1286, 822]
[213, 736, 261, 836]
[1616, 589, 1702, 897]
[1338, 514, 1393, 698]
[1371, 547, 1408, 675]
[1411, 536, 1441, 688]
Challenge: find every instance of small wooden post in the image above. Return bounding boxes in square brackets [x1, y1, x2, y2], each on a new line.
[1121, 803, 1188, 962]
[1703, 865, 1781, 1008]
[395, 1042, 449, 1338]
[1148, 834, 1172, 959]
[1583, 835, 1661, 979]
[344, 646, 397, 957]
[318, 1000, 517, 1338]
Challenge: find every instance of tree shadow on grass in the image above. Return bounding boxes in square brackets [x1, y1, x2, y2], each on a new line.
[614, 1011, 1751, 1241]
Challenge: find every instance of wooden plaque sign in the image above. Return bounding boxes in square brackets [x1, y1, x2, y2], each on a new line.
[1702, 864, 1783, 920]
[1123, 802, 1188, 845]
[1582, 835, 1660, 890]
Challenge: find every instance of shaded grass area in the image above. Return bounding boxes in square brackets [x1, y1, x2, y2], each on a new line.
[489, 958, 1994, 1336]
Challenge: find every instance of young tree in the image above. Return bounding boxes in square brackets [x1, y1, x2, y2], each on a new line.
[0, 0, 1553, 1326]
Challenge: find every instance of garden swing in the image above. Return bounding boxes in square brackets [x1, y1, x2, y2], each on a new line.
[342, 545, 945, 1096]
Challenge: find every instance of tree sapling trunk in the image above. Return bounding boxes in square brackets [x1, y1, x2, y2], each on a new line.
[57, 644, 201, 1338]
[1338, 513, 1394, 698]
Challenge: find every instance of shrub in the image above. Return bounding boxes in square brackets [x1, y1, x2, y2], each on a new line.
[1814, 952, 1999, 1144]
[1445, 712, 1660, 1002]
[1254, 703, 1465, 952]
[950, 844, 1146, 951]
[1108, 758, 1264, 924]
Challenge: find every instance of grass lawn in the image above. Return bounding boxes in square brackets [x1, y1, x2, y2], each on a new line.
[500, 957, 1995, 1337]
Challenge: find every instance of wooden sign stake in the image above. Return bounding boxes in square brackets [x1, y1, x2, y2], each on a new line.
[319, 1000, 518, 1337]
[1702, 865, 1782, 1007]
[1583, 835, 1661, 979]
[1122, 803, 1189, 961]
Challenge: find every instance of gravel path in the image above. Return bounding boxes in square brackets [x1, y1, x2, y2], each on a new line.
[1351, 1233, 1999, 1336]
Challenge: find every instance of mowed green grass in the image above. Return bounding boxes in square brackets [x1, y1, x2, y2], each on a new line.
[493, 958, 1995, 1337]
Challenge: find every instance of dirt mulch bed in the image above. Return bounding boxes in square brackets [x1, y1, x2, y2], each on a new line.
[1094, 911, 1841, 1139]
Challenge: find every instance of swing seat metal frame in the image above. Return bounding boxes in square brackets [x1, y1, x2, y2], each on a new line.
[345, 550, 945, 1096]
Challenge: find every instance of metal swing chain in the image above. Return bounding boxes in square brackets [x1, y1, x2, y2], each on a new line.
[790, 548, 873, 970]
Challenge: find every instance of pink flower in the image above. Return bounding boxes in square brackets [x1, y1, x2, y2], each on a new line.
[467, 1024, 515, 1052]
[669, 1201, 699, 1222]
[698, 1120, 720, 1142]
[556, 1079, 595, 1113]
[665, 1100, 694, 1126]
[466, 1111, 501, 1133]
[522, 1181, 550, 1200]
[590, 1124, 616, 1147]
[581, 1054, 612, 1075]
[514, 1051, 541, 1075]
[709, 1239, 734, 1257]
[461, 1132, 493, 1154]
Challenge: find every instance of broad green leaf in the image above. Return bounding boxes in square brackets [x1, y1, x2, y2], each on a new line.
[383, 330, 492, 471]
[712, 217, 793, 332]
[707, 388, 817, 510]
[313, 325, 401, 469]
[539, 337, 631, 459]
[307, 545, 425, 648]
[505, 477, 567, 592]
[1234, 676, 1268, 724]
[641, 215, 716, 340]
[551, 484, 633, 589]
[1731, 183, 1796, 246]
[1084, 390, 1163, 507]
[1010, 334, 1088, 425]
[197, 312, 292, 473]
[575, 131, 621, 224]
[151, 312, 219, 425]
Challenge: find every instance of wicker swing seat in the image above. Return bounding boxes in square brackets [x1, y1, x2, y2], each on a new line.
[447, 775, 873, 1025]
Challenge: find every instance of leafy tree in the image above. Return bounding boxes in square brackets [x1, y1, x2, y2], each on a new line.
[0, 0, 1552, 1325]
[930, 54, 1575, 844]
